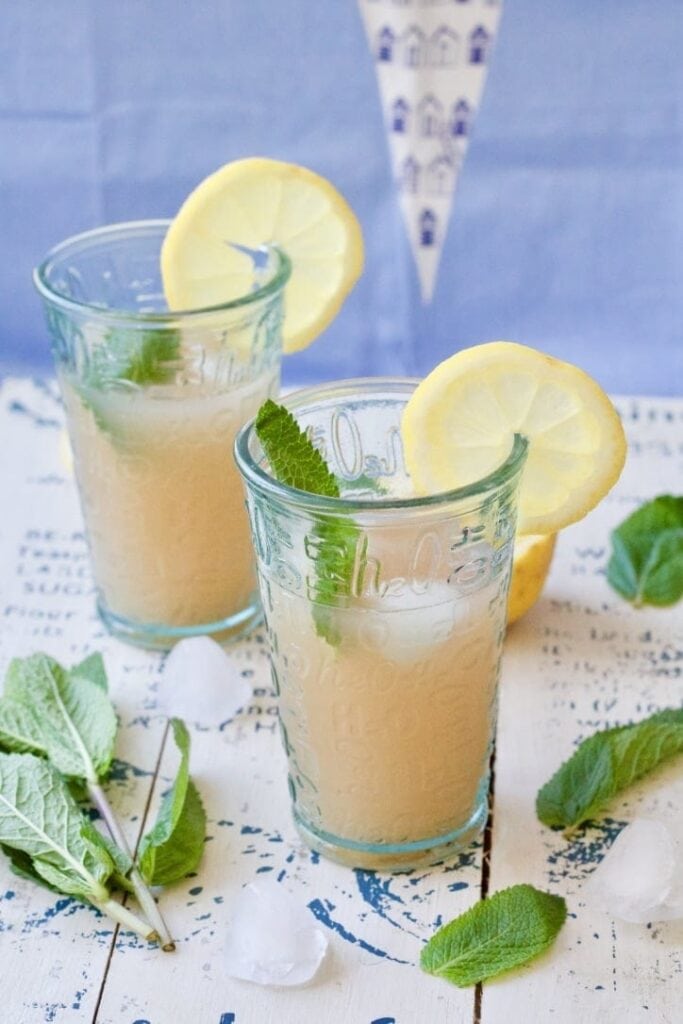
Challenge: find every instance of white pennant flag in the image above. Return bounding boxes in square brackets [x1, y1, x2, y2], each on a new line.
[357, 0, 503, 303]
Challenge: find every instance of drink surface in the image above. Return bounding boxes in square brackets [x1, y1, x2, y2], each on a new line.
[62, 370, 277, 628]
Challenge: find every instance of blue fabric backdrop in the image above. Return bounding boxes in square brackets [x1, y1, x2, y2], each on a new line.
[1, 1, 681, 394]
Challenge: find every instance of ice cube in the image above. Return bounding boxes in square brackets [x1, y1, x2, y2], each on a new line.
[340, 581, 496, 666]
[223, 878, 328, 986]
[158, 637, 252, 726]
[583, 818, 683, 923]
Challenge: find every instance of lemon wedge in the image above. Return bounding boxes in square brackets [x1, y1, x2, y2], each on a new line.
[402, 342, 627, 535]
[161, 158, 364, 353]
[59, 428, 73, 476]
[508, 532, 557, 624]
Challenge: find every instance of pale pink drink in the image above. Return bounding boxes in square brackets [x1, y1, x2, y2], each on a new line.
[35, 221, 290, 648]
[236, 380, 527, 869]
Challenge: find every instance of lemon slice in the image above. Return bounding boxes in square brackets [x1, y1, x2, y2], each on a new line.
[161, 158, 364, 353]
[59, 428, 74, 476]
[508, 533, 557, 624]
[402, 341, 627, 535]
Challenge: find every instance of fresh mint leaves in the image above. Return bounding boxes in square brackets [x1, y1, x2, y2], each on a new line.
[607, 495, 683, 607]
[139, 719, 206, 886]
[1, 653, 117, 782]
[537, 708, 683, 829]
[254, 399, 361, 646]
[0, 752, 154, 941]
[76, 327, 181, 438]
[254, 399, 340, 496]
[0, 651, 206, 951]
[87, 327, 181, 389]
[421, 884, 567, 987]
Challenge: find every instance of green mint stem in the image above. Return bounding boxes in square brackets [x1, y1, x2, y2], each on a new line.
[88, 781, 176, 952]
[94, 897, 158, 944]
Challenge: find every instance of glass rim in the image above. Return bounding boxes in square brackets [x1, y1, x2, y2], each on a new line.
[234, 377, 529, 513]
[33, 218, 292, 324]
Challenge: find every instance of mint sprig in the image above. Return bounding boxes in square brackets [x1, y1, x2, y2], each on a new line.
[138, 718, 206, 886]
[607, 495, 683, 607]
[254, 400, 339, 496]
[420, 884, 567, 987]
[0, 752, 154, 942]
[0, 652, 207, 950]
[254, 399, 361, 646]
[87, 327, 181, 389]
[537, 708, 683, 829]
[76, 327, 181, 439]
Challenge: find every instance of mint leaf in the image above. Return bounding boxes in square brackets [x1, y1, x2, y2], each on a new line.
[1, 654, 117, 783]
[309, 519, 361, 646]
[254, 400, 361, 646]
[138, 719, 206, 886]
[537, 708, 683, 829]
[607, 495, 683, 607]
[0, 842, 62, 892]
[70, 652, 108, 692]
[76, 327, 180, 439]
[342, 473, 388, 495]
[0, 698, 45, 757]
[0, 752, 155, 940]
[254, 399, 340, 496]
[421, 884, 566, 987]
[86, 327, 181, 389]
[80, 819, 135, 894]
[0, 752, 112, 902]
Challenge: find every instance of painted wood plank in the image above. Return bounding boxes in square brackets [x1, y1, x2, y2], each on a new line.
[483, 398, 683, 1024]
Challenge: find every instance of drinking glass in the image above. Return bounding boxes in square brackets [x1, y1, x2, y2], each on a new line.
[235, 379, 527, 869]
[35, 221, 290, 649]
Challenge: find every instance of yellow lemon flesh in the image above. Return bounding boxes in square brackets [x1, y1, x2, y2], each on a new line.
[59, 429, 73, 476]
[508, 532, 557, 624]
[161, 157, 364, 353]
[401, 341, 627, 535]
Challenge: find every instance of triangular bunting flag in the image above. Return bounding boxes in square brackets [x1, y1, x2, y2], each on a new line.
[358, 0, 503, 303]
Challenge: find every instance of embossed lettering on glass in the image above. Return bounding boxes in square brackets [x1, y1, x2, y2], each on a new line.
[35, 221, 290, 648]
[235, 379, 528, 870]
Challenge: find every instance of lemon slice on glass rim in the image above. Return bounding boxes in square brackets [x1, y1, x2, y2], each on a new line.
[402, 341, 627, 536]
[161, 157, 364, 353]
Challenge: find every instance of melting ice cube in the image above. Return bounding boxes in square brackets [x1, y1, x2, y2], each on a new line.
[340, 581, 495, 666]
[584, 818, 683, 923]
[158, 637, 252, 726]
[224, 878, 328, 986]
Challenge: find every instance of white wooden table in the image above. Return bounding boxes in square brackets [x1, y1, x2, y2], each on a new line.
[0, 379, 681, 1024]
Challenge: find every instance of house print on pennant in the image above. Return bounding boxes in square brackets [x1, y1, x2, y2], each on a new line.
[417, 95, 443, 137]
[400, 25, 427, 67]
[429, 26, 460, 67]
[391, 97, 410, 133]
[419, 209, 437, 246]
[376, 26, 394, 62]
[426, 154, 456, 196]
[450, 98, 472, 137]
[399, 155, 420, 193]
[469, 25, 491, 64]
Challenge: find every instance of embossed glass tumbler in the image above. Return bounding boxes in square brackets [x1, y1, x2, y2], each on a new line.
[35, 221, 290, 649]
[235, 379, 528, 870]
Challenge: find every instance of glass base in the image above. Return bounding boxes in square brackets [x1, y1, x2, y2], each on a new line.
[97, 596, 263, 651]
[293, 798, 488, 872]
